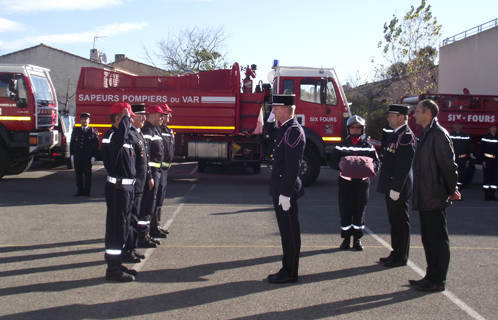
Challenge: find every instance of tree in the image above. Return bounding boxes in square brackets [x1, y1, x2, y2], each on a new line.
[144, 26, 230, 74]
[378, 0, 442, 96]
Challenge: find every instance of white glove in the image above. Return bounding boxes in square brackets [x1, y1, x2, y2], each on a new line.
[389, 190, 400, 201]
[71, 155, 74, 162]
[91, 157, 95, 165]
[278, 195, 291, 211]
[267, 111, 276, 123]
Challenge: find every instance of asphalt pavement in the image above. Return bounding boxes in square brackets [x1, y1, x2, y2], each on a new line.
[0, 161, 496, 320]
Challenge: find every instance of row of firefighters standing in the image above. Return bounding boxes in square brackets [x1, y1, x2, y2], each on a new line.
[101, 102, 175, 282]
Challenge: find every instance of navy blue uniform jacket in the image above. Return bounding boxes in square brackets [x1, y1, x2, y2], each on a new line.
[269, 118, 306, 199]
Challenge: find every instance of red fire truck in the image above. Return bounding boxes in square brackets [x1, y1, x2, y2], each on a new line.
[0, 64, 59, 179]
[402, 93, 498, 155]
[75, 61, 351, 186]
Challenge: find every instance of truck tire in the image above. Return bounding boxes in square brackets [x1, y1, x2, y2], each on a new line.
[0, 145, 9, 179]
[197, 161, 206, 173]
[6, 157, 33, 175]
[301, 149, 320, 187]
[66, 158, 74, 169]
[252, 163, 261, 174]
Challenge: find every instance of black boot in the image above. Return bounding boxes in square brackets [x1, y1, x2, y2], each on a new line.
[340, 237, 351, 250]
[484, 190, 491, 201]
[353, 238, 364, 251]
[105, 261, 135, 282]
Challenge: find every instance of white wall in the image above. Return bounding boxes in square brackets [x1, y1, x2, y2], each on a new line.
[439, 26, 498, 95]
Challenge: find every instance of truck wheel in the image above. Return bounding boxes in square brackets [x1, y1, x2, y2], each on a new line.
[6, 157, 33, 175]
[0, 145, 9, 179]
[197, 161, 206, 173]
[301, 149, 320, 187]
[66, 158, 74, 169]
[252, 163, 261, 174]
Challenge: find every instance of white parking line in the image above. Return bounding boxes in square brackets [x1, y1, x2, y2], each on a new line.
[364, 226, 486, 320]
[131, 184, 197, 271]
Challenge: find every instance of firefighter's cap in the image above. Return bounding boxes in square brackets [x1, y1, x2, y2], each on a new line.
[388, 104, 409, 115]
[270, 94, 295, 106]
[161, 103, 173, 113]
[147, 105, 168, 115]
[131, 103, 147, 114]
[80, 112, 90, 119]
[110, 102, 135, 116]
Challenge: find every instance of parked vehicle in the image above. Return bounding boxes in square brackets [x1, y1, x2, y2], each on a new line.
[35, 111, 75, 169]
[0, 64, 58, 179]
[75, 61, 352, 186]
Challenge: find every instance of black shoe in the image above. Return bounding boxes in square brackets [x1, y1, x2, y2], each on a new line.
[74, 192, 84, 197]
[268, 273, 298, 284]
[158, 226, 169, 234]
[415, 281, 445, 292]
[352, 239, 364, 251]
[122, 252, 141, 263]
[148, 235, 161, 245]
[119, 265, 138, 277]
[384, 260, 407, 268]
[84, 193, 91, 197]
[137, 236, 157, 248]
[133, 250, 145, 259]
[267, 269, 284, 279]
[150, 228, 167, 238]
[105, 266, 135, 282]
[379, 253, 394, 262]
[409, 278, 427, 286]
[339, 238, 351, 250]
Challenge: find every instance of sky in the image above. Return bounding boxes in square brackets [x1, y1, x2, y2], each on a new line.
[1, 0, 497, 86]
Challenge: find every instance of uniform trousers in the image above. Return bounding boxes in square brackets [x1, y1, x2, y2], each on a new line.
[338, 177, 369, 239]
[455, 157, 467, 187]
[104, 182, 134, 263]
[385, 194, 410, 262]
[138, 168, 161, 235]
[483, 160, 498, 195]
[74, 159, 92, 194]
[151, 169, 168, 229]
[125, 192, 143, 252]
[272, 197, 300, 278]
[419, 209, 450, 285]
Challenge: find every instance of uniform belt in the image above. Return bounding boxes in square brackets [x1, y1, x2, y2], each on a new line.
[107, 176, 135, 185]
[458, 153, 467, 158]
[161, 162, 171, 168]
[484, 153, 496, 159]
[149, 162, 161, 168]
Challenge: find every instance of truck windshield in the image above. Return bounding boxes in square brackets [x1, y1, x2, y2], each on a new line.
[30, 75, 54, 103]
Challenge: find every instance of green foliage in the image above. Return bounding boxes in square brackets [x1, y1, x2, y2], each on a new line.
[378, 0, 442, 95]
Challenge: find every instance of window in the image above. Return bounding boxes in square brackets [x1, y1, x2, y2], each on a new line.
[325, 81, 338, 105]
[299, 79, 338, 105]
[282, 79, 294, 94]
[31, 75, 53, 102]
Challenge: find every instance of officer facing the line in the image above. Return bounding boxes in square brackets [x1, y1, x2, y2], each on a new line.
[450, 122, 472, 190]
[70, 112, 99, 197]
[266, 94, 306, 284]
[377, 104, 415, 267]
[479, 123, 498, 201]
[101, 103, 138, 282]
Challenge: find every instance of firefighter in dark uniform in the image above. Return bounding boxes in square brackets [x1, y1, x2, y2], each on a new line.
[329, 115, 380, 251]
[377, 104, 415, 267]
[450, 122, 472, 190]
[380, 123, 394, 161]
[70, 112, 99, 196]
[101, 103, 137, 282]
[266, 94, 305, 284]
[478, 124, 498, 201]
[152, 103, 175, 238]
[137, 105, 167, 247]
[122, 104, 150, 263]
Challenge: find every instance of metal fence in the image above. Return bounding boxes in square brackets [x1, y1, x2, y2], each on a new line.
[442, 18, 498, 46]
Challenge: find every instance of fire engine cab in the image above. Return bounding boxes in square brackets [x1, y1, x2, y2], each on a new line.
[0, 64, 59, 179]
[75, 60, 351, 186]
